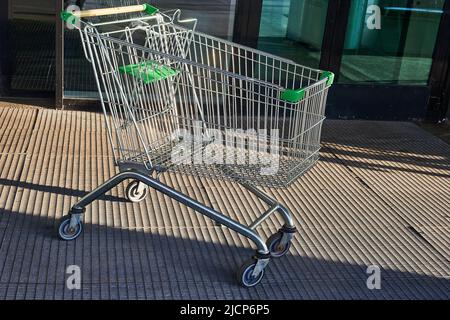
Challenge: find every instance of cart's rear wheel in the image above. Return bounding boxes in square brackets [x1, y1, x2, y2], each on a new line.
[58, 216, 83, 241]
[266, 232, 292, 258]
[237, 259, 265, 287]
[125, 180, 148, 203]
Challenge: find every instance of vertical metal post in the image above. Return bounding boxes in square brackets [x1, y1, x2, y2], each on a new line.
[55, 0, 64, 109]
[0, 0, 10, 97]
[319, 0, 351, 79]
[427, 1, 450, 122]
[232, 0, 263, 48]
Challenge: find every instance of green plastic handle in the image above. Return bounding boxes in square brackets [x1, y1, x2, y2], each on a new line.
[320, 71, 335, 86]
[280, 88, 306, 104]
[280, 70, 334, 104]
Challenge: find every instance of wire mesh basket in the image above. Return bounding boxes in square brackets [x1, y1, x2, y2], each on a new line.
[72, 6, 332, 188]
[58, 3, 334, 288]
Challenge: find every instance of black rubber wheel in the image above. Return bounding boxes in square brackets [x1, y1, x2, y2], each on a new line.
[125, 180, 148, 203]
[58, 216, 83, 241]
[236, 259, 265, 287]
[266, 232, 292, 258]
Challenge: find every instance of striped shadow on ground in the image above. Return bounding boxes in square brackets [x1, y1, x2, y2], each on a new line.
[0, 106, 448, 299]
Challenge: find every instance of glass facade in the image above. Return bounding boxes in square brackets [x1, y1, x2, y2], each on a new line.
[257, 0, 329, 69]
[340, 0, 445, 84]
[4, 0, 56, 96]
[63, 0, 237, 98]
[0, 0, 448, 119]
[257, 0, 445, 85]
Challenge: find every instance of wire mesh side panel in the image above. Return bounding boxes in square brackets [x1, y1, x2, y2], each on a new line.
[170, 66, 328, 187]
[186, 31, 323, 96]
[166, 31, 329, 187]
[81, 19, 329, 187]
[82, 25, 185, 168]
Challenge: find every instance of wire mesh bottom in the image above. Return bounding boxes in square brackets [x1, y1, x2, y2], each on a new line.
[118, 138, 320, 188]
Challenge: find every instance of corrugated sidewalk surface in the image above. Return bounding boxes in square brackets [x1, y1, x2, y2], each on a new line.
[0, 106, 449, 299]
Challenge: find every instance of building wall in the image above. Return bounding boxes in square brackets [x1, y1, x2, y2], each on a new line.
[9, 0, 56, 20]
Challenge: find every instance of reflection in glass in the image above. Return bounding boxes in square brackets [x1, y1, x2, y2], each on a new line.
[6, 0, 56, 95]
[64, 0, 237, 98]
[258, 0, 329, 69]
[340, 0, 445, 85]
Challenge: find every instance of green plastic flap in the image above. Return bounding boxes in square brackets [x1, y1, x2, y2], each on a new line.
[143, 4, 159, 15]
[61, 11, 73, 22]
[280, 88, 306, 104]
[320, 71, 335, 86]
[119, 61, 179, 84]
[61, 11, 78, 25]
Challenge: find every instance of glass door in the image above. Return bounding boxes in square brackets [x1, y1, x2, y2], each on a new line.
[2, 0, 56, 97]
[339, 0, 446, 85]
[257, 0, 329, 69]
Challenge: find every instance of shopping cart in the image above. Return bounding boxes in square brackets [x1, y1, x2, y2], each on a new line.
[59, 4, 333, 287]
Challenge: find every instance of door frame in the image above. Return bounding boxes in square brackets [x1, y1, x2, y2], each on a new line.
[232, 0, 263, 48]
[319, 0, 351, 76]
[56, 0, 64, 108]
[0, 0, 10, 97]
[232, 0, 450, 121]
[427, 0, 450, 122]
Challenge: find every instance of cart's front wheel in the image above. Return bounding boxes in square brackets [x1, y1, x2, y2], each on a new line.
[237, 259, 265, 287]
[58, 216, 83, 241]
[266, 232, 292, 258]
[125, 180, 148, 203]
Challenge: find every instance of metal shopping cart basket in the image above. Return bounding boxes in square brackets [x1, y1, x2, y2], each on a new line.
[59, 4, 333, 287]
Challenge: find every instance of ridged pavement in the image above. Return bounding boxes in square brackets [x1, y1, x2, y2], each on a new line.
[0, 105, 449, 299]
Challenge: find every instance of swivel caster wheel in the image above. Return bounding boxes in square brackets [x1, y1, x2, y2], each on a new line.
[266, 232, 292, 258]
[236, 258, 265, 287]
[58, 215, 83, 241]
[125, 180, 148, 203]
